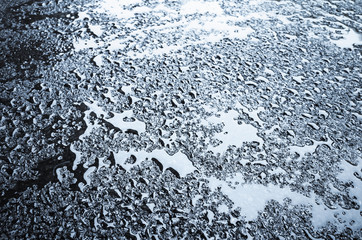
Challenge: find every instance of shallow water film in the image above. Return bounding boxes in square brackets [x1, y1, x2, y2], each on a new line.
[0, 0, 361, 239]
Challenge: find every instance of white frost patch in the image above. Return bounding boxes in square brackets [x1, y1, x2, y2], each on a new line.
[114, 149, 196, 177]
[206, 109, 263, 154]
[208, 174, 362, 230]
[289, 136, 333, 160]
[180, 1, 223, 15]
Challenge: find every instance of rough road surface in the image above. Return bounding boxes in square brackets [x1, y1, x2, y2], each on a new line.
[0, 0, 361, 239]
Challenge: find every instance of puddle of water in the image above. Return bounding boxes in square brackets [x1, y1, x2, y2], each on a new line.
[100, 0, 144, 19]
[180, 1, 223, 15]
[89, 24, 104, 37]
[207, 173, 362, 231]
[70, 100, 146, 171]
[289, 136, 333, 160]
[85, 101, 146, 133]
[338, 157, 362, 206]
[73, 37, 100, 51]
[94, 0, 256, 58]
[113, 149, 196, 177]
[235, 102, 265, 126]
[93, 54, 104, 67]
[206, 109, 263, 154]
[331, 28, 362, 49]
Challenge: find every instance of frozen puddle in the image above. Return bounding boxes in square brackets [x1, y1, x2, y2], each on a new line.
[207, 173, 362, 231]
[113, 149, 197, 178]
